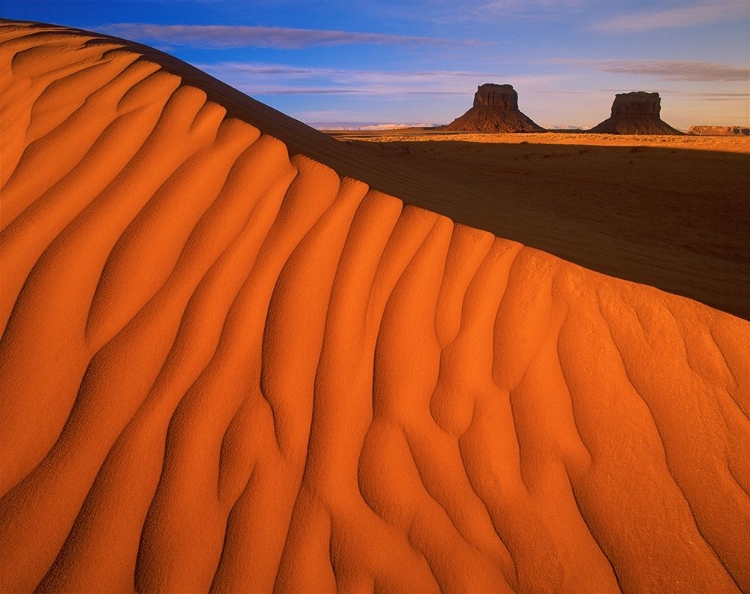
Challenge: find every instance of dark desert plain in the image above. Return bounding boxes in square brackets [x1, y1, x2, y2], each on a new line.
[327, 129, 750, 320]
[1, 11, 750, 594]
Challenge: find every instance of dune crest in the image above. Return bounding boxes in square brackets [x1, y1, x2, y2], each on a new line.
[1, 21, 749, 593]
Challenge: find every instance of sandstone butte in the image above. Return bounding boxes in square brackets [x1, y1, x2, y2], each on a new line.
[1, 20, 749, 594]
[590, 91, 682, 135]
[441, 83, 545, 133]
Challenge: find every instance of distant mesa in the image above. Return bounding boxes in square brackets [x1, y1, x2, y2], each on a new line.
[688, 125, 750, 136]
[442, 83, 545, 133]
[590, 91, 682, 135]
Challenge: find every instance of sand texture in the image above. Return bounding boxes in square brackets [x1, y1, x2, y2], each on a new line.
[1, 21, 750, 593]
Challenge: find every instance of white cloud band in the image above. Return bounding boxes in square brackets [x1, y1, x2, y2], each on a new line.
[594, 0, 750, 32]
[102, 23, 455, 49]
[556, 59, 748, 82]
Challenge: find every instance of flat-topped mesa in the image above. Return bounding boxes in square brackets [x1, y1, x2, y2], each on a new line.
[473, 83, 519, 110]
[590, 91, 682, 135]
[442, 83, 545, 133]
[611, 91, 661, 116]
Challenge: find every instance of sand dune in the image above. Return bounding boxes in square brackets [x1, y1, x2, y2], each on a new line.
[1, 20, 749, 593]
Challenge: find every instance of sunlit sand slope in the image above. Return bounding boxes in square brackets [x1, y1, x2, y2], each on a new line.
[1, 21, 749, 594]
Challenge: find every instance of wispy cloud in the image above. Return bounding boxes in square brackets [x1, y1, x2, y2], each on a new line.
[594, 0, 750, 32]
[349, 0, 586, 26]
[557, 59, 749, 82]
[604, 88, 749, 97]
[451, 0, 586, 23]
[102, 23, 457, 49]
[198, 62, 562, 96]
[662, 91, 750, 102]
[678, 92, 750, 97]
[482, 0, 584, 12]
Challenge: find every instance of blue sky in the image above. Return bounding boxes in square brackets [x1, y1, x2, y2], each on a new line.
[2, 0, 748, 129]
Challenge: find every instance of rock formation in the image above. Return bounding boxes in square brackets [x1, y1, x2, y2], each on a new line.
[590, 92, 682, 135]
[688, 125, 750, 136]
[442, 83, 545, 132]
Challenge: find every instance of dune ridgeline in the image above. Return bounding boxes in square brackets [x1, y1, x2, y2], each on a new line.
[1, 20, 749, 593]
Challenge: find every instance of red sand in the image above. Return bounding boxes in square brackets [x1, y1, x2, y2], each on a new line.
[1, 21, 749, 593]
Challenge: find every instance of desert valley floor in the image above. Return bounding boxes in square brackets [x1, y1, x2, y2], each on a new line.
[327, 130, 750, 321]
[0, 19, 749, 594]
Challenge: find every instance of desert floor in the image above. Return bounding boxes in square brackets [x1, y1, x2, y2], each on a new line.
[328, 130, 750, 321]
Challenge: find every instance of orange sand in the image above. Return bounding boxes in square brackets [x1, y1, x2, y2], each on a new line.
[1, 20, 749, 593]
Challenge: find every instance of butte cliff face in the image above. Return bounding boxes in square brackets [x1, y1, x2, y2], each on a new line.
[442, 83, 545, 132]
[590, 92, 682, 135]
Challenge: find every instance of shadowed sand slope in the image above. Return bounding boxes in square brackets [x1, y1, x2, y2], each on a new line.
[329, 134, 750, 321]
[1, 20, 750, 593]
